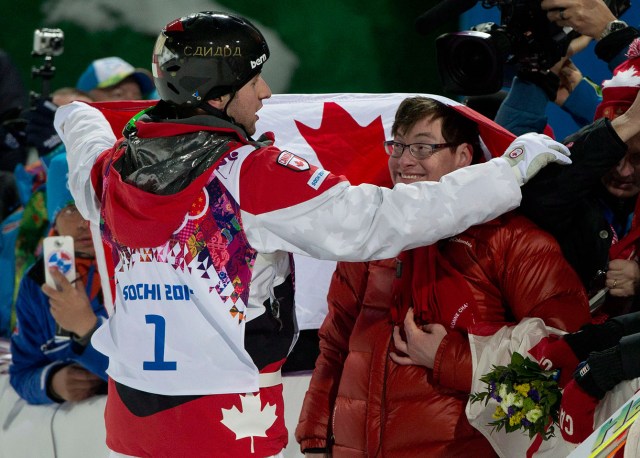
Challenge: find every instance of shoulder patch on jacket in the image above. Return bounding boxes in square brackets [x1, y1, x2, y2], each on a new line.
[276, 151, 309, 171]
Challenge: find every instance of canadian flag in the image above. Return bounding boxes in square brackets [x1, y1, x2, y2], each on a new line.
[92, 93, 516, 329]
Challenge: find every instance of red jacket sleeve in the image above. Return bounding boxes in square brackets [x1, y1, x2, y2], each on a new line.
[432, 213, 590, 393]
[433, 330, 474, 392]
[498, 215, 591, 332]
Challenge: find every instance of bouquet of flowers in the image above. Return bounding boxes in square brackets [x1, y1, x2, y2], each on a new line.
[469, 351, 562, 440]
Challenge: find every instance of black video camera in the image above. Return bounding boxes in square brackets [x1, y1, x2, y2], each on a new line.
[435, 0, 630, 96]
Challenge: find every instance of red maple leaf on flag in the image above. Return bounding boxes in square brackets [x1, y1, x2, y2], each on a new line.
[295, 102, 393, 188]
[94, 100, 394, 189]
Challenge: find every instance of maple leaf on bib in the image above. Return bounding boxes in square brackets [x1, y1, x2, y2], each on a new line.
[220, 393, 277, 453]
[295, 102, 393, 188]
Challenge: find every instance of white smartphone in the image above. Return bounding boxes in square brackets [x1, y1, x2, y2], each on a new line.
[43, 235, 76, 289]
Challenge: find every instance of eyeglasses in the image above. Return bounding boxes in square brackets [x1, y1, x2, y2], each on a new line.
[383, 140, 454, 160]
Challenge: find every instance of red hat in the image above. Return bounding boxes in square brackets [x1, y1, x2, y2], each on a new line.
[594, 38, 640, 120]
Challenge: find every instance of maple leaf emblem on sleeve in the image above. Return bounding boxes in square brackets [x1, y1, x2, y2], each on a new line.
[295, 102, 393, 188]
[220, 393, 277, 454]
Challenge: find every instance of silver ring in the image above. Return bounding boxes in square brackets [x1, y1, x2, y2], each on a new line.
[613, 279, 618, 288]
[559, 9, 566, 20]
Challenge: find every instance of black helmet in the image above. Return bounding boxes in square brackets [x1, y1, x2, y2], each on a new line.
[152, 11, 270, 107]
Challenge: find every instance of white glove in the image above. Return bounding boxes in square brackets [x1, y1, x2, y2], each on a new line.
[497, 132, 572, 185]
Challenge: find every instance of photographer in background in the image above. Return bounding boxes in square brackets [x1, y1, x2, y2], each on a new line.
[496, 0, 638, 137]
[493, 0, 640, 312]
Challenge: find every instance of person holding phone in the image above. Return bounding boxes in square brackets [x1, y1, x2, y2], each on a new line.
[9, 153, 108, 404]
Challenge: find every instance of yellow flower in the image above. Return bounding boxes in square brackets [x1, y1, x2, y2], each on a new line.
[509, 411, 525, 427]
[514, 383, 530, 397]
[493, 406, 506, 419]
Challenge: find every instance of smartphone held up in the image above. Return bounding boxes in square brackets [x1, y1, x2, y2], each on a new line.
[43, 235, 75, 289]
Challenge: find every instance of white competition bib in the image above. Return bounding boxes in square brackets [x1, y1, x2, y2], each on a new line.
[93, 258, 259, 395]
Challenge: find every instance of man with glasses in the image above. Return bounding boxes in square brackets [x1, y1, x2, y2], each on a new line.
[296, 96, 590, 457]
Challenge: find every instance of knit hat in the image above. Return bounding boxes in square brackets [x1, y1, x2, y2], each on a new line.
[76, 56, 155, 97]
[46, 153, 74, 223]
[595, 38, 640, 120]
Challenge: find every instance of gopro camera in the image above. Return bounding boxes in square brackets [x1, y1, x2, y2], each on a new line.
[33, 28, 64, 57]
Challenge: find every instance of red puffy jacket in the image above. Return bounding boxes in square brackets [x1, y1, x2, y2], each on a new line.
[296, 212, 590, 457]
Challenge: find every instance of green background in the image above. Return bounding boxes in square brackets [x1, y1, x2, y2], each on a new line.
[0, 0, 455, 107]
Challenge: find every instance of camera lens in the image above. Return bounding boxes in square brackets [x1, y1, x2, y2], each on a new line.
[451, 40, 492, 81]
[436, 31, 505, 96]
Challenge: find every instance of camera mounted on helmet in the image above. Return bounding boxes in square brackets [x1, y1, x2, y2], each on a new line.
[152, 11, 270, 111]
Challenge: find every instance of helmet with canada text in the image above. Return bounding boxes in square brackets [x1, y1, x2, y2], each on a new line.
[152, 11, 270, 107]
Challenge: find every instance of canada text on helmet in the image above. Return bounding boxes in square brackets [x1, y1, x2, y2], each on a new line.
[152, 11, 270, 107]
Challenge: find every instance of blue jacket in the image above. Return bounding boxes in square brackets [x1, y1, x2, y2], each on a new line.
[0, 207, 22, 337]
[9, 257, 108, 404]
[495, 76, 601, 137]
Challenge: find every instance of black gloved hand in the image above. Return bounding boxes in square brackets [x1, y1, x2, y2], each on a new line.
[573, 346, 624, 399]
[516, 70, 560, 102]
[574, 332, 640, 399]
[563, 312, 640, 362]
[563, 320, 625, 362]
[24, 97, 61, 157]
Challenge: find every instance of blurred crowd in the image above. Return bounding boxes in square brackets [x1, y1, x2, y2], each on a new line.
[0, 55, 156, 404]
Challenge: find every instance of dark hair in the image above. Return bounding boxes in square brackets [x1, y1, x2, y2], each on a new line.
[392, 96, 483, 163]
